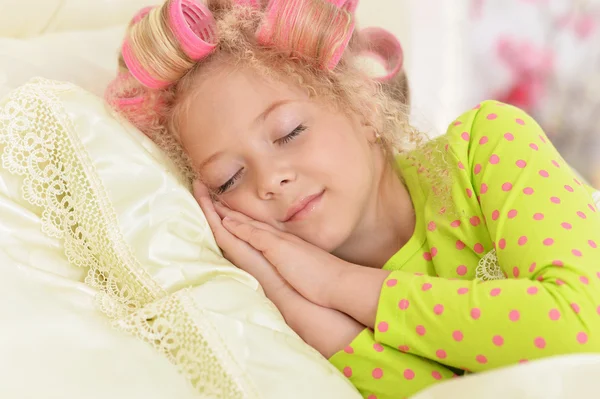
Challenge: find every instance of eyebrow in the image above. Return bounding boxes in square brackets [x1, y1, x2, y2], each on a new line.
[197, 99, 294, 171]
[256, 99, 293, 123]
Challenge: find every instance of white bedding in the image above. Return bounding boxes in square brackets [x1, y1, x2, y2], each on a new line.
[1, 1, 599, 399]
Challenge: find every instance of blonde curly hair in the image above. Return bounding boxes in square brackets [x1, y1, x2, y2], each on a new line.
[105, 0, 418, 185]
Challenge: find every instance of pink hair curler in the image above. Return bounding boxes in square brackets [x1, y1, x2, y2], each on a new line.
[358, 27, 403, 82]
[168, 0, 218, 60]
[105, 71, 167, 134]
[233, 0, 261, 8]
[131, 6, 154, 25]
[257, 0, 355, 70]
[327, 0, 358, 12]
[122, 0, 219, 89]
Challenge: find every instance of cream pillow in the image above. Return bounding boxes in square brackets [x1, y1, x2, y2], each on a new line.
[0, 78, 360, 399]
[0, 0, 161, 38]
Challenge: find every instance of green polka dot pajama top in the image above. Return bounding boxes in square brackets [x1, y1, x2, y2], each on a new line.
[329, 101, 600, 399]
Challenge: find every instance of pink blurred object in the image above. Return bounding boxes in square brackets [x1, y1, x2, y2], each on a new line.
[495, 37, 555, 111]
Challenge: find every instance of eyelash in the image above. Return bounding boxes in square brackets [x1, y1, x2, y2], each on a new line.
[215, 124, 307, 195]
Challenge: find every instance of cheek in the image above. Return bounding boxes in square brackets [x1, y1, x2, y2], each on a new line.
[219, 188, 274, 223]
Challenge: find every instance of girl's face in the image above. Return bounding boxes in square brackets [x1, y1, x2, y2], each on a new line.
[179, 67, 382, 252]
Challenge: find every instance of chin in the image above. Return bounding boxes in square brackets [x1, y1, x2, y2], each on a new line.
[295, 220, 351, 254]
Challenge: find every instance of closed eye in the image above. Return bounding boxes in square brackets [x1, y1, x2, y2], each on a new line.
[215, 125, 307, 194]
[277, 124, 306, 145]
[216, 168, 243, 195]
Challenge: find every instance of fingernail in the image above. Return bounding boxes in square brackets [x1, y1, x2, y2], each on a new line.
[223, 216, 232, 224]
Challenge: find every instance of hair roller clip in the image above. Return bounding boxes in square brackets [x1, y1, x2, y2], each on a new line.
[257, 0, 355, 70]
[358, 27, 404, 82]
[122, 0, 218, 89]
[168, 0, 218, 60]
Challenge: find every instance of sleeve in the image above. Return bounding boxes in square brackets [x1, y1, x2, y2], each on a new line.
[329, 328, 456, 399]
[372, 100, 600, 372]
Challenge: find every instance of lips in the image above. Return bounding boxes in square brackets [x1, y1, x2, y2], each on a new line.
[283, 190, 325, 222]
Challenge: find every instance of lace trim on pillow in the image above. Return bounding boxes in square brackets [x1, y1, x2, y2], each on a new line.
[115, 289, 250, 397]
[475, 249, 506, 281]
[0, 78, 254, 398]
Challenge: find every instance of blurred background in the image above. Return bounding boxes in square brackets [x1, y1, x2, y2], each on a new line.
[0, 0, 599, 186]
[360, 0, 600, 187]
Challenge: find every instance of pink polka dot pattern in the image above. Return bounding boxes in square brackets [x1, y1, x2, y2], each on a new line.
[527, 286, 538, 295]
[474, 243, 485, 254]
[453, 330, 464, 341]
[398, 299, 409, 310]
[344, 346, 354, 354]
[534, 213, 544, 221]
[343, 367, 352, 377]
[534, 337, 546, 349]
[378, 322, 389, 332]
[342, 101, 600, 399]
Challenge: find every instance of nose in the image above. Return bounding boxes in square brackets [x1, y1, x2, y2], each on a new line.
[256, 160, 296, 200]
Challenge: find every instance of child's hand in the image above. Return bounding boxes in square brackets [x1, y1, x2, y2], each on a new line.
[213, 203, 347, 309]
[193, 181, 292, 301]
[192, 181, 365, 357]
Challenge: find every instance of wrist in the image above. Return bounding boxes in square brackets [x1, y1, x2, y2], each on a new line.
[331, 262, 391, 328]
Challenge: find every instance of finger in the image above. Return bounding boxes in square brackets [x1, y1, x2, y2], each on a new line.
[215, 203, 290, 239]
[192, 180, 211, 203]
[222, 217, 280, 254]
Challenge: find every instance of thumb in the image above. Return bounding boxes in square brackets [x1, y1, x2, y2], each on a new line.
[192, 180, 210, 202]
